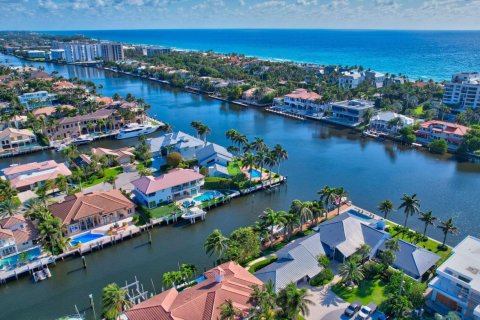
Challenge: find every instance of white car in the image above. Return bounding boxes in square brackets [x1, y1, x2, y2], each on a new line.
[356, 303, 377, 320]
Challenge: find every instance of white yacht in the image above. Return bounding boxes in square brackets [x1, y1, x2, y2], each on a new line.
[72, 135, 94, 145]
[116, 122, 159, 140]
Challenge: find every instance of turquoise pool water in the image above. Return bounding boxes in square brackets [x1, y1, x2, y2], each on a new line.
[70, 232, 104, 246]
[1, 247, 42, 268]
[249, 169, 261, 179]
[194, 191, 222, 202]
[347, 209, 375, 222]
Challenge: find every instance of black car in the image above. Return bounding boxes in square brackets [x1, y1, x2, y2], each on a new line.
[344, 301, 362, 317]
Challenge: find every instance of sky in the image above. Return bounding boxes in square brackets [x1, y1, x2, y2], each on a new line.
[0, 0, 480, 30]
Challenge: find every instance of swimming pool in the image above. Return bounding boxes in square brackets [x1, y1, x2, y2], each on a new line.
[249, 169, 262, 179]
[1, 247, 42, 268]
[347, 209, 375, 222]
[194, 190, 222, 202]
[70, 232, 105, 246]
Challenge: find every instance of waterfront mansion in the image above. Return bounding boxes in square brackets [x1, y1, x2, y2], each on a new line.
[48, 190, 135, 236]
[132, 168, 204, 209]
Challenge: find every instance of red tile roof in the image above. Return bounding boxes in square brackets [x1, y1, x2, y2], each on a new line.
[0, 214, 26, 229]
[48, 189, 134, 225]
[0, 228, 14, 240]
[132, 169, 204, 194]
[420, 120, 469, 136]
[285, 88, 322, 101]
[125, 261, 263, 320]
[2, 161, 72, 189]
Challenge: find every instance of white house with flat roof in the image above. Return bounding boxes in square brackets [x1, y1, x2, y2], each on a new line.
[428, 236, 480, 319]
[18, 91, 57, 111]
[338, 71, 364, 90]
[369, 111, 415, 134]
[131, 168, 205, 208]
[329, 100, 375, 126]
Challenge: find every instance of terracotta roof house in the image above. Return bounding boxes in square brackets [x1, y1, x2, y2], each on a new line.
[53, 81, 77, 91]
[1, 160, 72, 191]
[0, 214, 38, 257]
[91, 147, 135, 165]
[48, 190, 135, 235]
[124, 261, 263, 320]
[282, 88, 326, 112]
[0, 128, 37, 152]
[132, 169, 204, 209]
[95, 96, 114, 106]
[32, 106, 57, 118]
[416, 120, 469, 148]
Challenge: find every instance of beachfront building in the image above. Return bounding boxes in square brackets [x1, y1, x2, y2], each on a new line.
[1, 160, 72, 191]
[124, 261, 263, 320]
[329, 99, 375, 126]
[148, 131, 205, 160]
[48, 190, 135, 236]
[146, 46, 172, 56]
[132, 168, 205, 209]
[338, 71, 364, 89]
[0, 128, 37, 152]
[416, 120, 469, 148]
[58, 42, 103, 63]
[428, 236, 480, 319]
[255, 233, 325, 292]
[364, 71, 386, 89]
[101, 42, 124, 62]
[18, 91, 57, 111]
[0, 214, 38, 257]
[282, 88, 326, 112]
[443, 72, 480, 110]
[369, 111, 415, 134]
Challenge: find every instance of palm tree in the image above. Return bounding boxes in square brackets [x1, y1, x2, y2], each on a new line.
[86, 122, 95, 134]
[385, 238, 400, 252]
[272, 144, 288, 175]
[138, 168, 152, 177]
[398, 193, 421, 228]
[225, 129, 238, 148]
[249, 281, 277, 314]
[318, 185, 335, 211]
[260, 208, 287, 246]
[204, 229, 229, 261]
[276, 283, 314, 320]
[241, 153, 256, 181]
[101, 283, 132, 320]
[283, 212, 300, 239]
[338, 259, 364, 287]
[179, 263, 197, 281]
[218, 299, 241, 320]
[160, 122, 173, 133]
[419, 211, 437, 237]
[438, 218, 458, 248]
[333, 187, 348, 215]
[105, 175, 116, 189]
[234, 133, 248, 156]
[290, 200, 313, 231]
[356, 244, 371, 261]
[190, 121, 203, 138]
[54, 175, 68, 193]
[0, 199, 19, 217]
[378, 199, 394, 219]
[197, 124, 211, 142]
[252, 137, 267, 153]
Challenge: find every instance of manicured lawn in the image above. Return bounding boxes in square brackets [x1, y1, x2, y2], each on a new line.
[82, 167, 123, 188]
[227, 161, 242, 176]
[332, 279, 387, 305]
[150, 203, 179, 219]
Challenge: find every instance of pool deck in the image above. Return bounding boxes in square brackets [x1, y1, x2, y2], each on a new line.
[0, 249, 55, 284]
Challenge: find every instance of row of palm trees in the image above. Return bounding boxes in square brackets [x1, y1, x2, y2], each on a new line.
[162, 263, 198, 289]
[378, 194, 458, 248]
[191, 121, 211, 142]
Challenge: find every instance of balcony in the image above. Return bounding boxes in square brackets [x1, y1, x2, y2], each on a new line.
[429, 276, 469, 305]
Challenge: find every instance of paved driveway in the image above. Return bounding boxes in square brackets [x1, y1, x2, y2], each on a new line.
[302, 278, 350, 320]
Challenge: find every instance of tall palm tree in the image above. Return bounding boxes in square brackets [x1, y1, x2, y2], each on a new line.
[318, 186, 335, 211]
[0, 199, 19, 217]
[283, 212, 300, 239]
[249, 281, 277, 314]
[260, 208, 287, 246]
[276, 283, 314, 320]
[197, 124, 211, 142]
[234, 133, 248, 156]
[179, 263, 197, 281]
[54, 175, 68, 193]
[290, 200, 313, 231]
[204, 229, 229, 260]
[252, 137, 267, 153]
[190, 121, 203, 138]
[218, 299, 241, 320]
[356, 244, 372, 261]
[398, 193, 421, 228]
[385, 238, 400, 252]
[241, 153, 256, 181]
[378, 199, 394, 219]
[419, 211, 437, 237]
[438, 218, 458, 248]
[225, 129, 239, 148]
[338, 259, 364, 287]
[101, 283, 132, 320]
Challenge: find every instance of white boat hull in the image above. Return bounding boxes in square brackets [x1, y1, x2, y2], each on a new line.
[116, 125, 159, 140]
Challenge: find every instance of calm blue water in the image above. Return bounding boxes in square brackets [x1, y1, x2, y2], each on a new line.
[70, 232, 104, 246]
[50, 29, 480, 81]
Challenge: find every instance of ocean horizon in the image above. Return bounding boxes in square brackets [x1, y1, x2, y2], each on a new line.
[47, 29, 480, 81]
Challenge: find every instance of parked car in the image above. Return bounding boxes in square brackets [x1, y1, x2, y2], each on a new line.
[344, 301, 362, 317]
[357, 303, 377, 319]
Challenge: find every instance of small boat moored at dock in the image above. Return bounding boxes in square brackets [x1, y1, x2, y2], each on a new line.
[32, 267, 51, 283]
[72, 135, 94, 145]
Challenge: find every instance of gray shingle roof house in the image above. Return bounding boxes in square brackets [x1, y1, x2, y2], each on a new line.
[378, 239, 440, 281]
[148, 131, 205, 159]
[195, 142, 233, 167]
[319, 214, 390, 262]
[255, 233, 326, 292]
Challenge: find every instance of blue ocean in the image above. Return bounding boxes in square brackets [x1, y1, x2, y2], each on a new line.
[50, 29, 480, 81]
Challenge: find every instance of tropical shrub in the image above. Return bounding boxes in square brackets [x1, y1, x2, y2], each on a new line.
[309, 268, 334, 286]
[428, 139, 448, 154]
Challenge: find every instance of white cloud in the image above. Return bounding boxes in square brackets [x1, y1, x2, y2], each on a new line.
[38, 0, 58, 10]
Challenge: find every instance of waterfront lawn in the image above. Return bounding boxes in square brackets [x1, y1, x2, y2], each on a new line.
[82, 167, 123, 188]
[332, 278, 387, 305]
[150, 203, 179, 219]
[227, 161, 242, 176]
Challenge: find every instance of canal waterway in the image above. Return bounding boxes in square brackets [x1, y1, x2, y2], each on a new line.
[1, 54, 479, 320]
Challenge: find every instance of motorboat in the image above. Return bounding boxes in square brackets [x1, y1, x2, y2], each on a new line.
[116, 122, 159, 140]
[72, 135, 94, 145]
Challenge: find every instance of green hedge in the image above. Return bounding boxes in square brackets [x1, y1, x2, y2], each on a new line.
[309, 268, 334, 286]
[248, 256, 278, 273]
[204, 177, 234, 190]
